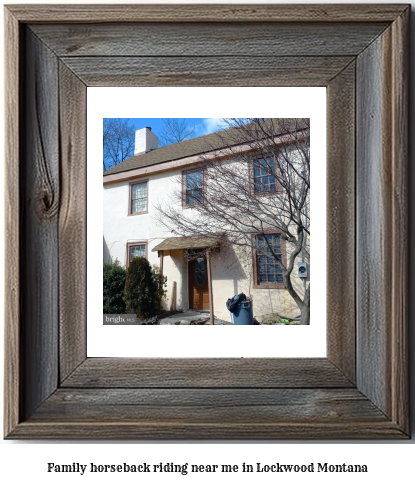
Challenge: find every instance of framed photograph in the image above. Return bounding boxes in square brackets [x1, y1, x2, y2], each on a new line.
[4, 4, 409, 439]
[94, 92, 325, 359]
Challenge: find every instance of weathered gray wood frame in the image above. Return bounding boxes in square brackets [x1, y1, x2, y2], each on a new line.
[4, 4, 409, 439]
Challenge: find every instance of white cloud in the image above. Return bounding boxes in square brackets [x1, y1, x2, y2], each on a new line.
[195, 118, 227, 137]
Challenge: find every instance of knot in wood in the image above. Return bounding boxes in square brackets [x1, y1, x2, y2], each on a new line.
[36, 187, 59, 219]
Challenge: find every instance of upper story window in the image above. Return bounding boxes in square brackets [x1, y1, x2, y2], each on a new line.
[183, 169, 204, 206]
[253, 233, 286, 289]
[129, 180, 148, 215]
[253, 157, 277, 194]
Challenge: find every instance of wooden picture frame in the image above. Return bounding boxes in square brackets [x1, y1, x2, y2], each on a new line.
[4, 4, 409, 439]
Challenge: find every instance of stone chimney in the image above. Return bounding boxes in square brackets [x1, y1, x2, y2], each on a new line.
[134, 127, 158, 155]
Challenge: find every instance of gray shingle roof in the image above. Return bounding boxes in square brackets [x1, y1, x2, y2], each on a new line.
[103, 119, 308, 176]
[152, 235, 223, 252]
[104, 127, 234, 176]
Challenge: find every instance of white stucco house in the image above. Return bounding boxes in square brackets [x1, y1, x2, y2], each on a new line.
[103, 123, 309, 322]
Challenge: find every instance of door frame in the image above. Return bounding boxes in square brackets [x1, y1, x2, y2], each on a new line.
[187, 251, 209, 310]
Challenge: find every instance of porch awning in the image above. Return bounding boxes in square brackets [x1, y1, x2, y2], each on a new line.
[152, 235, 222, 252]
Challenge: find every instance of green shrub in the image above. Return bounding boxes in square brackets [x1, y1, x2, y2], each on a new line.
[103, 259, 126, 314]
[124, 257, 158, 318]
[152, 264, 168, 308]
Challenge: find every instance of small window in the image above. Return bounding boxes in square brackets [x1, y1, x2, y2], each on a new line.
[257, 235, 283, 283]
[127, 241, 147, 267]
[183, 169, 204, 206]
[130, 244, 146, 261]
[253, 157, 276, 193]
[253, 233, 286, 289]
[129, 180, 148, 215]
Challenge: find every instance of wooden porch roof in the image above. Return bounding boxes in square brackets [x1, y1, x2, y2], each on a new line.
[152, 235, 222, 252]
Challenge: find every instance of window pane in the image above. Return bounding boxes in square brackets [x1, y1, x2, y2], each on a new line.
[185, 171, 203, 204]
[133, 183, 147, 199]
[257, 234, 283, 284]
[254, 158, 276, 193]
[273, 235, 281, 252]
[133, 198, 146, 213]
[194, 188, 203, 202]
[130, 245, 145, 261]
[186, 171, 203, 189]
[132, 182, 147, 213]
[186, 190, 202, 205]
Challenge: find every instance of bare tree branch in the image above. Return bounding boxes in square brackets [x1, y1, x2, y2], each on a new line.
[103, 118, 136, 172]
[154, 118, 311, 323]
[159, 118, 196, 146]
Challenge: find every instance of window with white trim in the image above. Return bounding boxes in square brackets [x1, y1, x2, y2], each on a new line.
[130, 181, 148, 214]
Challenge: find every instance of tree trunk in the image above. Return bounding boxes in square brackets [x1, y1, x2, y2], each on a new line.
[300, 305, 310, 325]
[299, 283, 310, 324]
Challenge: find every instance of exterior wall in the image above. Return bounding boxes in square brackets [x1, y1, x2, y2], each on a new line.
[209, 243, 305, 322]
[103, 168, 195, 311]
[103, 163, 308, 320]
[160, 250, 186, 311]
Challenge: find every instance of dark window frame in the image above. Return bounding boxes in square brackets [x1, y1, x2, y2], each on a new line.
[252, 231, 286, 289]
[126, 240, 148, 267]
[249, 155, 283, 196]
[128, 179, 149, 216]
[182, 167, 205, 208]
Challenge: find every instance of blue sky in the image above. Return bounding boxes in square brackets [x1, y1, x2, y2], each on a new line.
[103, 118, 230, 171]
[128, 118, 226, 139]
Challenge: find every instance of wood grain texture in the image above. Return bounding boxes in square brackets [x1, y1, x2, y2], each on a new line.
[62, 358, 352, 389]
[4, 5, 410, 440]
[7, 422, 406, 440]
[58, 63, 87, 381]
[357, 27, 390, 418]
[32, 388, 386, 422]
[61, 56, 354, 87]
[389, 8, 409, 432]
[4, 6, 21, 438]
[356, 12, 408, 433]
[6, 4, 409, 23]
[7, 421, 406, 440]
[326, 61, 356, 383]
[21, 28, 60, 420]
[31, 22, 388, 57]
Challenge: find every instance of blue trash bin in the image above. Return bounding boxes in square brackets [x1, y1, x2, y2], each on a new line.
[230, 300, 254, 325]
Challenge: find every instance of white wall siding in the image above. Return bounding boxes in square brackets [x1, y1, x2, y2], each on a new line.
[103, 166, 307, 321]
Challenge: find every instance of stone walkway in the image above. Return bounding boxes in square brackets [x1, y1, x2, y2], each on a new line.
[159, 310, 231, 325]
